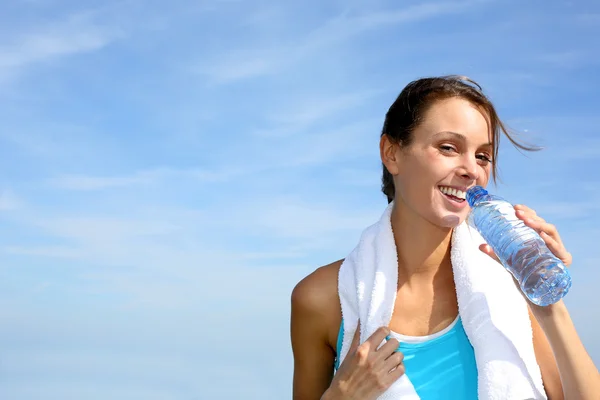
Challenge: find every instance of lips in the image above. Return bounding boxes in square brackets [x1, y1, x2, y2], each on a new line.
[438, 186, 466, 202]
[438, 186, 469, 209]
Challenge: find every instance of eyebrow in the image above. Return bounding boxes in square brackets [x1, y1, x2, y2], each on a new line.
[433, 131, 493, 147]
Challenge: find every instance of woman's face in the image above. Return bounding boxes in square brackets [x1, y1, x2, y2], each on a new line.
[385, 97, 493, 228]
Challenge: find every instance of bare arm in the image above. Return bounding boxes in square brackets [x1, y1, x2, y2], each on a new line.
[290, 262, 406, 400]
[529, 306, 563, 400]
[531, 301, 600, 400]
[290, 266, 339, 400]
[480, 205, 600, 399]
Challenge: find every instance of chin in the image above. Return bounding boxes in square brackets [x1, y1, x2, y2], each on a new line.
[436, 213, 468, 228]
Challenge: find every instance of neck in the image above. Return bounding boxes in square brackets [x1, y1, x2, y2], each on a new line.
[390, 202, 454, 283]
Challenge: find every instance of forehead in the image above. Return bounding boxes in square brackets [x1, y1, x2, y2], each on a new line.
[416, 97, 493, 145]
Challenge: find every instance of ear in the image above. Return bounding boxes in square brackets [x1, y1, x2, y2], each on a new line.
[380, 134, 401, 175]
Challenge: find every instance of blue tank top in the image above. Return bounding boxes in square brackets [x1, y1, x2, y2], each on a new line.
[335, 317, 478, 399]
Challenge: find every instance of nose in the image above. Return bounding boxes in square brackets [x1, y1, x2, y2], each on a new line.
[458, 155, 479, 182]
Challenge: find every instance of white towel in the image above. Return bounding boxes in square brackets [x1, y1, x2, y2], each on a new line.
[337, 202, 547, 399]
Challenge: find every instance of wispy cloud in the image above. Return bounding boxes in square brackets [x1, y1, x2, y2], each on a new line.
[49, 172, 157, 191]
[267, 91, 379, 126]
[239, 117, 380, 170]
[48, 166, 247, 190]
[195, 53, 278, 85]
[0, 10, 121, 81]
[196, 0, 491, 84]
[33, 216, 182, 244]
[336, 0, 490, 31]
[2, 1, 600, 397]
[2, 245, 82, 259]
[254, 90, 383, 138]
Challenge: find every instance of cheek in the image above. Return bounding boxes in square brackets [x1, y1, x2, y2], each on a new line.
[477, 166, 491, 186]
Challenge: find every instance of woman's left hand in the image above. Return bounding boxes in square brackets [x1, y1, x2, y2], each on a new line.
[479, 204, 573, 267]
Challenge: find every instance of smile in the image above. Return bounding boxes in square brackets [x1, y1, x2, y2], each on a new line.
[439, 186, 466, 203]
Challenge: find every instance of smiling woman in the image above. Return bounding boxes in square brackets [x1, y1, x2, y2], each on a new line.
[290, 75, 600, 400]
[380, 76, 535, 206]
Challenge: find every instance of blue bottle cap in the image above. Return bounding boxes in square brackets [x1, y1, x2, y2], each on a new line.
[466, 186, 488, 207]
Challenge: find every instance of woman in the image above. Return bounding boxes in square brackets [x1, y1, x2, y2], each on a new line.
[290, 76, 600, 399]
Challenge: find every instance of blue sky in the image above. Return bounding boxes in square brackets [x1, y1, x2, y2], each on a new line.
[0, 0, 599, 398]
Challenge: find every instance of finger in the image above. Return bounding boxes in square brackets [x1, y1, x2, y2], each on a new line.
[366, 326, 392, 349]
[521, 218, 563, 244]
[384, 350, 404, 371]
[539, 230, 560, 253]
[385, 359, 406, 383]
[520, 216, 545, 234]
[540, 231, 573, 267]
[514, 204, 537, 217]
[376, 336, 400, 359]
[479, 243, 500, 263]
[516, 210, 543, 224]
[520, 217, 572, 267]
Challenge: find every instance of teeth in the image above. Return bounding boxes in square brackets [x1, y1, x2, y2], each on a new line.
[440, 186, 466, 200]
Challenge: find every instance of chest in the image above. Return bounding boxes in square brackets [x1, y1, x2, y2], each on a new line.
[388, 281, 459, 336]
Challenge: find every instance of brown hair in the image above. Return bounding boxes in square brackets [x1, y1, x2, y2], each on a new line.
[381, 75, 539, 204]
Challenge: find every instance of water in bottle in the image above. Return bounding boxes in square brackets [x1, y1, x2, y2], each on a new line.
[466, 186, 571, 306]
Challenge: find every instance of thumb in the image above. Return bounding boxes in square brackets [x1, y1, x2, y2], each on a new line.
[479, 243, 500, 263]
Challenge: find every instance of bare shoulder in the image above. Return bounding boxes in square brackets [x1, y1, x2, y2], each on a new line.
[292, 259, 343, 316]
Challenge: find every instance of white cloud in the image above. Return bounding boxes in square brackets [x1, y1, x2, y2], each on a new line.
[33, 216, 182, 243]
[281, 119, 380, 167]
[338, 0, 489, 32]
[0, 11, 121, 76]
[2, 245, 82, 259]
[196, 0, 491, 84]
[259, 90, 383, 137]
[48, 166, 247, 191]
[270, 92, 369, 125]
[195, 53, 278, 85]
[226, 195, 381, 242]
[2, 2, 600, 397]
[49, 173, 157, 191]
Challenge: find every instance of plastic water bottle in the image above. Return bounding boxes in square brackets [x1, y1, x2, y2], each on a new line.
[466, 186, 571, 306]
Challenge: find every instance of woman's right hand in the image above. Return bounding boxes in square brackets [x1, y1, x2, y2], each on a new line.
[324, 325, 405, 400]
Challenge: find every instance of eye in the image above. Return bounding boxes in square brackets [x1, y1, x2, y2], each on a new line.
[440, 144, 457, 153]
[476, 153, 493, 164]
